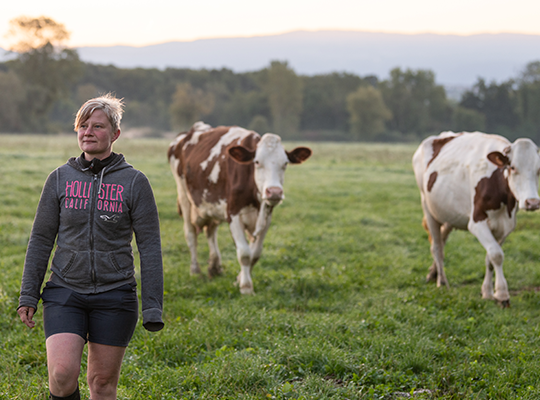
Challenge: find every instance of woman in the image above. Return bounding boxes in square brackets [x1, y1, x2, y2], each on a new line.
[17, 94, 164, 400]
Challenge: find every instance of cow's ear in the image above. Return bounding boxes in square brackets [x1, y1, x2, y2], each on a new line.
[228, 146, 256, 164]
[286, 147, 312, 164]
[487, 151, 510, 167]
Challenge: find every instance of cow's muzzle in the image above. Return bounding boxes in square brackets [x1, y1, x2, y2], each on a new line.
[264, 187, 284, 205]
[524, 198, 540, 211]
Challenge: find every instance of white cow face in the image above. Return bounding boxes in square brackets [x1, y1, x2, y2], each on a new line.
[488, 138, 540, 211]
[228, 133, 312, 207]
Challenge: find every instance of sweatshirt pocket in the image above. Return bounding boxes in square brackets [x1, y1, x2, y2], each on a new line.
[51, 247, 89, 283]
[94, 249, 135, 284]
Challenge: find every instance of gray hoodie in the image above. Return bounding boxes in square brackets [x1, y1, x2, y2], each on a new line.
[19, 153, 164, 331]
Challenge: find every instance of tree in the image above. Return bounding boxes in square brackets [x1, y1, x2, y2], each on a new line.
[459, 78, 519, 136]
[520, 61, 540, 84]
[248, 115, 271, 133]
[452, 106, 486, 132]
[76, 83, 100, 105]
[301, 72, 366, 132]
[516, 61, 540, 141]
[6, 16, 69, 53]
[379, 68, 450, 136]
[214, 89, 269, 128]
[0, 70, 26, 132]
[6, 16, 82, 132]
[346, 85, 391, 140]
[169, 82, 215, 131]
[264, 61, 303, 136]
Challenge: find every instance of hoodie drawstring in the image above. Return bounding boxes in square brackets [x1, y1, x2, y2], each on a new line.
[97, 168, 105, 199]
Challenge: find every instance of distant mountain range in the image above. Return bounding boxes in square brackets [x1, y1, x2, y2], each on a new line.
[2, 30, 540, 88]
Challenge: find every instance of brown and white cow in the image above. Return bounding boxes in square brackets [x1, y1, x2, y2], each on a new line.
[413, 131, 540, 306]
[168, 122, 312, 294]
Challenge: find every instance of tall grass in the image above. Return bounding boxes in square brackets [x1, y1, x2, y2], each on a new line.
[2, 135, 540, 399]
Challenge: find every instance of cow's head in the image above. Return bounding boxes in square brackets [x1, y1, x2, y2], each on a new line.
[487, 138, 540, 211]
[228, 133, 312, 206]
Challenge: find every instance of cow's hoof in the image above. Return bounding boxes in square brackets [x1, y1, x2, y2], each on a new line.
[240, 287, 255, 295]
[481, 289, 494, 300]
[497, 299, 511, 308]
[190, 266, 202, 275]
[208, 266, 224, 278]
[436, 279, 449, 288]
[425, 266, 437, 283]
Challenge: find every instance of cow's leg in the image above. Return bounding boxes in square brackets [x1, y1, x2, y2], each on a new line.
[229, 216, 254, 294]
[173, 174, 201, 275]
[468, 221, 509, 304]
[482, 253, 495, 300]
[205, 221, 223, 277]
[178, 201, 200, 276]
[249, 213, 273, 271]
[183, 215, 201, 275]
[481, 235, 510, 306]
[421, 202, 448, 288]
[426, 222, 453, 282]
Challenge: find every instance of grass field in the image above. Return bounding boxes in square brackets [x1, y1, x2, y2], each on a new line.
[2, 135, 540, 399]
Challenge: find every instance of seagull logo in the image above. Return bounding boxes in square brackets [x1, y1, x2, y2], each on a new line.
[100, 214, 120, 224]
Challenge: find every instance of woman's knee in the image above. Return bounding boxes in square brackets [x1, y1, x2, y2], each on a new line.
[49, 362, 80, 388]
[88, 372, 118, 397]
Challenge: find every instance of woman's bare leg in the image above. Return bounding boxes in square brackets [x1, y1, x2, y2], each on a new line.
[87, 342, 127, 400]
[46, 333, 85, 397]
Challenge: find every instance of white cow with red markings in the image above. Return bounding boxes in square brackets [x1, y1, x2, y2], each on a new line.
[413, 131, 540, 306]
[168, 122, 312, 294]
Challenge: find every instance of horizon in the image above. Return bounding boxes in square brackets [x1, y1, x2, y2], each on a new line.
[1, 28, 539, 51]
[2, 0, 540, 48]
[75, 29, 540, 49]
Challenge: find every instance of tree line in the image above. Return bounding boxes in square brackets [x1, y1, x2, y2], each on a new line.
[1, 16, 540, 142]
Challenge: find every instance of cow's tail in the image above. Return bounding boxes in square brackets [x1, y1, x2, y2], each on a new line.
[422, 215, 433, 243]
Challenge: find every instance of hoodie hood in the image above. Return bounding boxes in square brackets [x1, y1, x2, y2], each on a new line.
[67, 152, 131, 175]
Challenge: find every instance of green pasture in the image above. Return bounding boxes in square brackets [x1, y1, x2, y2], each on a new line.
[2, 135, 540, 399]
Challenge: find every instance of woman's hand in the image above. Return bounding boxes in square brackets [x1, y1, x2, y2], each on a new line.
[17, 306, 36, 328]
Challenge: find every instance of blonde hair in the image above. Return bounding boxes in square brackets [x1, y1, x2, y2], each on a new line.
[74, 93, 125, 132]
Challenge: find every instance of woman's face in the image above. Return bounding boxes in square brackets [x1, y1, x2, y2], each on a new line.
[77, 109, 120, 161]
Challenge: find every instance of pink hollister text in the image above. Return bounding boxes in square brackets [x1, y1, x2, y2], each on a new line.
[64, 180, 124, 213]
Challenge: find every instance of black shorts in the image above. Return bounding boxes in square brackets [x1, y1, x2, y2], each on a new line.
[41, 281, 139, 347]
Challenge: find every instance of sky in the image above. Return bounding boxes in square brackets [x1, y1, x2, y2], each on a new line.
[1, 0, 540, 48]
